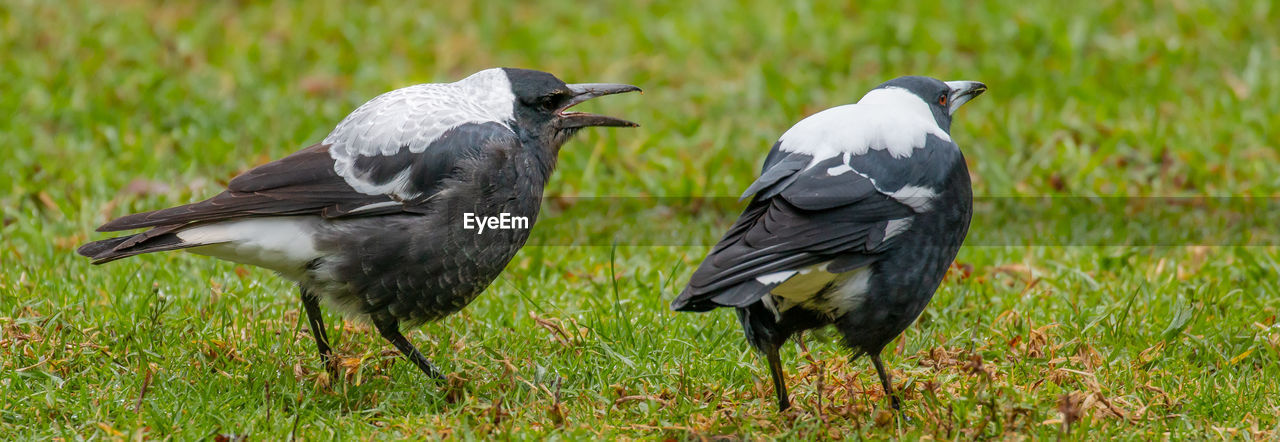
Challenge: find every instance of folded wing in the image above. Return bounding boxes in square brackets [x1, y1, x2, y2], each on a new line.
[672, 152, 920, 312]
[97, 122, 514, 232]
[80, 122, 517, 265]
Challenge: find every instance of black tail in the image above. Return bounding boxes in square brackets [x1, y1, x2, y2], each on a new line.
[671, 279, 771, 312]
[76, 224, 197, 265]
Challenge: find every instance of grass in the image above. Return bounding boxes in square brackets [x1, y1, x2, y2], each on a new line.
[2, 0, 1279, 438]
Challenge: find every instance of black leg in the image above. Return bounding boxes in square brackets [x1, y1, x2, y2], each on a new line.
[765, 344, 791, 411]
[299, 287, 336, 376]
[870, 353, 901, 411]
[371, 314, 445, 381]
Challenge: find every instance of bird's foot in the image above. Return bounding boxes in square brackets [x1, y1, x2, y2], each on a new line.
[442, 373, 468, 403]
[414, 357, 446, 382]
[321, 357, 341, 382]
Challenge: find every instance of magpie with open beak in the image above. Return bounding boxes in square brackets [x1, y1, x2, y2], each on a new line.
[671, 76, 986, 411]
[79, 68, 640, 381]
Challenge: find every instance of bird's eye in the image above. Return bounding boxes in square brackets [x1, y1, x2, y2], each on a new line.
[938, 95, 948, 106]
[537, 93, 563, 109]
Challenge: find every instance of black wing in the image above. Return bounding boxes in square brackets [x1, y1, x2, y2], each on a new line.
[97, 122, 515, 232]
[672, 152, 919, 312]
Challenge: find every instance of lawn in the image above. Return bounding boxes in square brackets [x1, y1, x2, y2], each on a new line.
[2, 0, 1279, 439]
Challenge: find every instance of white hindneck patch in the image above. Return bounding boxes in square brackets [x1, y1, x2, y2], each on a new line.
[777, 87, 951, 166]
[323, 68, 517, 197]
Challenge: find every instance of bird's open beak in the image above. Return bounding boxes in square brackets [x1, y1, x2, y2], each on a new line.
[558, 83, 642, 128]
[943, 81, 987, 115]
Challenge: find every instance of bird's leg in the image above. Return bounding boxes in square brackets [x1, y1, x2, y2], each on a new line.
[371, 314, 445, 381]
[299, 287, 337, 377]
[870, 352, 901, 411]
[765, 344, 791, 411]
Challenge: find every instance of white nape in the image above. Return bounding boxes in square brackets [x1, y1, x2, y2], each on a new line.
[179, 216, 324, 279]
[777, 87, 952, 166]
[324, 68, 517, 198]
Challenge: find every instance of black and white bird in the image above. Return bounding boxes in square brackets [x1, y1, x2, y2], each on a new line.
[671, 76, 985, 411]
[78, 68, 640, 381]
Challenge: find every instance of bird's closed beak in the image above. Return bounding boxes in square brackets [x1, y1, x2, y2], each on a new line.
[943, 81, 987, 115]
[558, 83, 642, 128]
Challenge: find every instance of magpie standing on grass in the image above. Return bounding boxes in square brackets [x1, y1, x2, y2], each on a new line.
[79, 68, 640, 381]
[671, 76, 986, 411]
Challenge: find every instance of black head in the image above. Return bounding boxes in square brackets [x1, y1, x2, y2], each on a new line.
[872, 76, 986, 131]
[500, 68, 641, 147]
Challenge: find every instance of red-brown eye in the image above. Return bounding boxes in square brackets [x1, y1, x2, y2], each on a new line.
[938, 95, 948, 106]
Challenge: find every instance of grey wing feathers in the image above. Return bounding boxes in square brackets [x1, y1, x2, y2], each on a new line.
[673, 153, 916, 312]
[738, 142, 807, 201]
[95, 144, 402, 232]
[95, 123, 516, 233]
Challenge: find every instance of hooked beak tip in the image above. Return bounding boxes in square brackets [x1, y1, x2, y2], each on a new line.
[944, 80, 987, 114]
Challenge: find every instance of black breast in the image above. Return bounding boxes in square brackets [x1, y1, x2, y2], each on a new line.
[835, 156, 973, 354]
[308, 145, 552, 325]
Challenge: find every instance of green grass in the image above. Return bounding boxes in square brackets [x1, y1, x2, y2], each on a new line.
[3, 0, 1279, 438]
